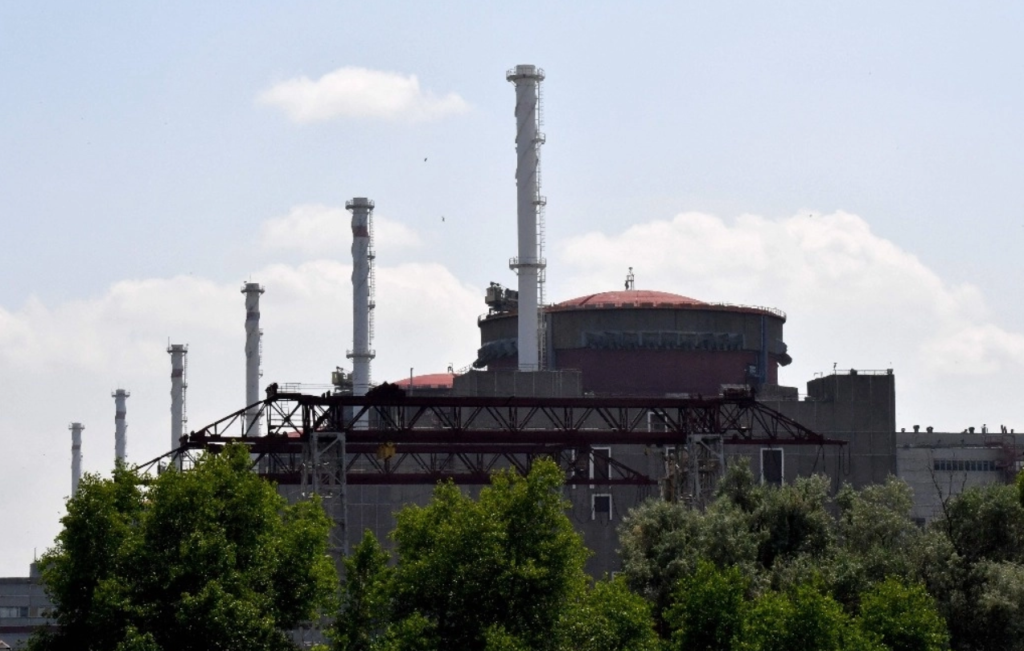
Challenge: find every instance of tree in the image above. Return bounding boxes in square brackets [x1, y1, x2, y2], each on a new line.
[562, 577, 660, 651]
[387, 460, 589, 651]
[618, 468, 838, 622]
[335, 460, 657, 651]
[752, 475, 834, 570]
[937, 483, 1024, 565]
[857, 578, 948, 651]
[741, 582, 878, 651]
[31, 446, 337, 651]
[829, 478, 924, 608]
[618, 496, 760, 624]
[924, 483, 1024, 650]
[1018, 469, 1024, 508]
[665, 560, 748, 651]
[333, 530, 393, 651]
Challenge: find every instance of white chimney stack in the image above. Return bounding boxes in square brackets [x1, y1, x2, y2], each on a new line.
[168, 343, 188, 466]
[346, 197, 375, 425]
[506, 64, 546, 371]
[69, 422, 84, 496]
[112, 389, 129, 462]
[242, 282, 264, 436]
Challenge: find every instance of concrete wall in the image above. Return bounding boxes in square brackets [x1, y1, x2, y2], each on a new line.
[757, 371, 897, 490]
[896, 430, 1024, 524]
[452, 369, 582, 397]
[0, 570, 52, 648]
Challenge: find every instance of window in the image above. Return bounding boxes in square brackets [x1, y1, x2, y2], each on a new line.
[592, 493, 613, 520]
[590, 447, 611, 485]
[0, 606, 28, 619]
[761, 448, 783, 485]
[933, 458, 997, 472]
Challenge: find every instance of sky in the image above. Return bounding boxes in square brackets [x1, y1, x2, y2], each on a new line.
[2, 2, 1024, 575]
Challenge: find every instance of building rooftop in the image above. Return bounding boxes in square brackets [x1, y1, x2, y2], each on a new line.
[550, 290, 706, 310]
[393, 373, 455, 390]
[546, 289, 786, 320]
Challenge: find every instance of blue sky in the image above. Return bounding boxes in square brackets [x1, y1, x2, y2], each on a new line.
[2, 2, 1023, 574]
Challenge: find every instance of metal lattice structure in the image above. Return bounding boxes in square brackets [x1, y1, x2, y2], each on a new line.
[140, 387, 844, 562]
[153, 388, 842, 482]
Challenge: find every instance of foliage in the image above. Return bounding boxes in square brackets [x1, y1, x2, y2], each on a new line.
[829, 477, 924, 607]
[742, 582, 880, 651]
[620, 466, 965, 649]
[333, 530, 393, 651]
[334, 460, 658, 651]
[752, 475, 834, 569]
[618, 492, 761, 622]
[857, 578, 948, 651]
[30, 446, 337, 651]
[973, 561, 1024, 651]
[620, 466, 841, 622]
[387, 460, 589, 651]
[937, 483, 1024, 565]
[925, 482, 1024, 650]
[561, 577, 660, 651]
[665, 560, 748, 651]
[1018, 469, 1024, 508]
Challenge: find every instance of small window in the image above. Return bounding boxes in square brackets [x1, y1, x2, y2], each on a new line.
[592, 493, 612, 520]
[591, 447, 611, 483]
[761, 448, 783, 486]
[0, 606, 28, 619]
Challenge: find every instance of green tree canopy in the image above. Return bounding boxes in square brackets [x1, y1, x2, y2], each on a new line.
[333, 460, 658, 651]
[665, 560, 748, 651]
[31, 445, 337, 651]
[923, 482, 1024, 651]
[857, 578, 948, 651]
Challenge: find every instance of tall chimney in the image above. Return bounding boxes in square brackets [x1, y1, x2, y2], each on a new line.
[69, 422, 84, 496]
[506, 64, 546, 371]
[346, 197, 375, 427]
[242, 282, 264, 436]
[112, 389, 129, 462]
[168, 344, 188, 466]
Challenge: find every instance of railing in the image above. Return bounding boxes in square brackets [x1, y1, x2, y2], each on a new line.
[831, 369, 893, 376]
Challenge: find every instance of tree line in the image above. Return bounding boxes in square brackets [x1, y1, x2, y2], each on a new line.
[26, 445, 1024, 651]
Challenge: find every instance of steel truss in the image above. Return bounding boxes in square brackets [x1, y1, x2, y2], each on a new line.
[153, 389, 843, 488]
[129, 389, 844, 562]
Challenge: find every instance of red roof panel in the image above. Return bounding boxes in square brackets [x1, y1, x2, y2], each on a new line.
[551, 290, 706, 309]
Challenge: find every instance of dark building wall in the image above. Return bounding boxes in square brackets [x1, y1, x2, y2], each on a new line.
[478, 306, 788, 395]
[556, 349, 773, 396]
[753, 371, 897, 489]
[546, 307, 784, 351]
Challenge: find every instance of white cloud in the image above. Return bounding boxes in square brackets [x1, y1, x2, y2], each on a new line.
[260, 203, 421, 256]
[556, 210, 1024, 427]
[0, 260, 480, 576]
[257, 66, 470, 123]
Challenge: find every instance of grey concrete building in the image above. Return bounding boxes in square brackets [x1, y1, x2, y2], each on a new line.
[0, 565, 52, 648]
[896, 428, 1024, 525]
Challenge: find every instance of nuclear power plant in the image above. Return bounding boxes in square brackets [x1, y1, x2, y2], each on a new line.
[3, 63, 1024, 646]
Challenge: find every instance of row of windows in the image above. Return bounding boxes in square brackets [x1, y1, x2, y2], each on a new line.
[0, 606, 50, 619]
[934, 459, 997, 472]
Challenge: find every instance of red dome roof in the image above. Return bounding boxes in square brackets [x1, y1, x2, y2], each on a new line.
[551, 290, 706, 310]
[393, 373, 455, 389]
